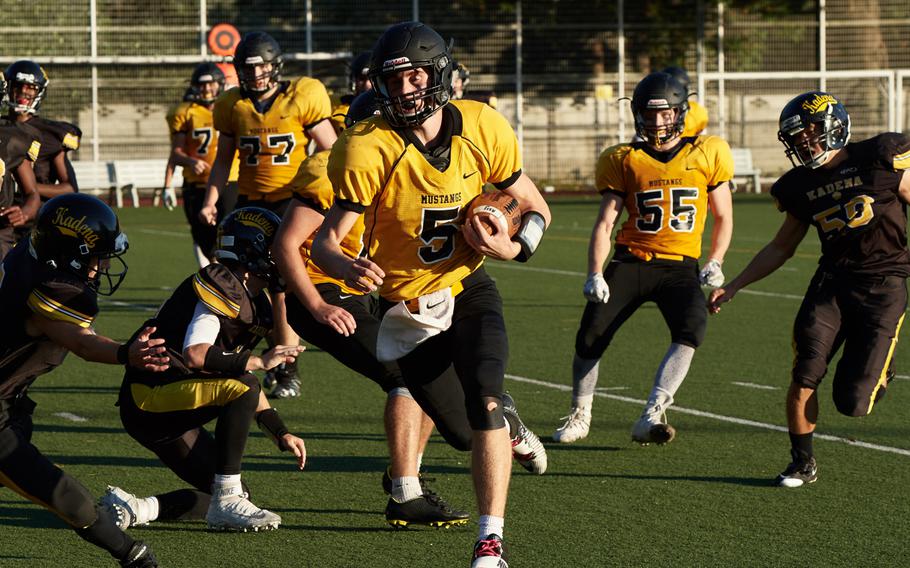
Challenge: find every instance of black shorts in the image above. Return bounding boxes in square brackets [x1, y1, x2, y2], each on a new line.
[285, 283, 405, 392]
[0, 396, 98, 528]
[235, 195, 292, 218]
[385, 268, 508, 433]
[575, 253, 707, 359]
[792, 268, 907, 416]
[182, 181, 238, 257]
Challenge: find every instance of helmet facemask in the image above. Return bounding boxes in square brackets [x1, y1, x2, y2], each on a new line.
[236, 61, 282, 95]
[779, 111, 849, 169]
[86, 233, 130, 296]
[633, 104, 688, 146]
[7, 76, 46, 115]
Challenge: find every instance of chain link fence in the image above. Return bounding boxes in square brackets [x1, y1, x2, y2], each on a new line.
[1, 0, 909, 189]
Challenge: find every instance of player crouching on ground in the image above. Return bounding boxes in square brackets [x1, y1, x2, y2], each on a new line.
[709, 92, 910, 487]
[0, 193, 166, 567]
[102, 207, 306, 532]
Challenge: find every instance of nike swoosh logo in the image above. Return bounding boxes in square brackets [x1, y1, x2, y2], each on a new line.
[463, 171, 478, 179]
[427, 300, 445, 310]
[339, 294, 352, 300]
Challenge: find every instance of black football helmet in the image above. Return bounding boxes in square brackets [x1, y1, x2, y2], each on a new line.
[452, 61, 470, 99]
[214, 207, 282, 283]
[369, 21, 454, 128]
[233, 32, 283, 95]
[30, 194, 129, 295]
[349, 51, 372, 94]
[344, 90, 379, 128]
[631, 71, 689, 146]
[661, 66, 691, 92]
[188, 63, 225, 104]
[778, 91, 851, 169]
[4, 60, 49, 115]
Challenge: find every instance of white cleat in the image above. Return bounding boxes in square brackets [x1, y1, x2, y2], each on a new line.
[502, 392, 548, 475]
[631, 412, 676, 445]
[206, 484, 281, 532]
[552, 407, 591, 444]
[99, 486, 151, 530]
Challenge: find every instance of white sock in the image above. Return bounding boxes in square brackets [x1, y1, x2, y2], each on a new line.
[572, 355, 600, 404]
[573, 394, 594, 413]
[478, 515, 504, 540]
[213, 474, 242, 490]
[140, 496, 160, 522]
[391, 476, 422, 503]
[416, 453, 423, 471]
[645, 343, 695, 416]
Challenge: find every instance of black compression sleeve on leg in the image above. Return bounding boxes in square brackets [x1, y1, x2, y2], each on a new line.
[74, 506, 134, 560]
[214, 375, 260, 475]
[155, 489, 210, 521]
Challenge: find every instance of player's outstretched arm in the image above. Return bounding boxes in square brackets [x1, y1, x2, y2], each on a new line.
[708, 212, 809, 314]
[312, 205, 385, 293]
[31, 318, 169, 370]
[273, 201, 356, 336]
[704, 182, 734, 266]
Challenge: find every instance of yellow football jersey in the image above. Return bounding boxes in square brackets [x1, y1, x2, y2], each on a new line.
[330, 101, 350, 136]
[683, 100, 709, 137]
[329, 99, 522, 302]
[291, 150, 364, 295]
[213, 78, 332, 201]
[596, 135, 733, 260]
[166, 101, 240, 184]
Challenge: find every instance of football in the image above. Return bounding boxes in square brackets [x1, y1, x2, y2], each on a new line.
[465, 192, 522, 237]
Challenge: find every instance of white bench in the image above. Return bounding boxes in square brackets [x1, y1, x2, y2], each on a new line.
[71, 160, 115, 195]
[732, 148, 762, 193]
[111, 159, 184, 208]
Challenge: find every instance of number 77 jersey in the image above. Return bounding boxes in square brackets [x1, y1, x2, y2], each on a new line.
[214, 78, 332, 202]
[597, 136, 734, 260]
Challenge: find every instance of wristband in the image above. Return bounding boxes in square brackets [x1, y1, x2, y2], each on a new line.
[256, 408, 290, 451]
[203, 346, 251, 375]
[513, 211, 546, 263]
[116, 343, 129, 365]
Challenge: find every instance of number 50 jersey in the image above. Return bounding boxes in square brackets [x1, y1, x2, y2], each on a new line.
[597, 136, 734, 260]
[214, 78, 332, 202]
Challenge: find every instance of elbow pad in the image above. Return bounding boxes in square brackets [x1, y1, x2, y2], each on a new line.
[513, 211, 546, 263]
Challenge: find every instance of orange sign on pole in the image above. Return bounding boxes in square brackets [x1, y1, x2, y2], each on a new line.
[208, 23, 241, 87]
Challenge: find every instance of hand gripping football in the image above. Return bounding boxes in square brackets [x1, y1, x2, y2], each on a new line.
[466, 192, 522, 237]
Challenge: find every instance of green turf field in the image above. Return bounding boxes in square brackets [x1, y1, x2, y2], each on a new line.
[2, 195, 909, 567]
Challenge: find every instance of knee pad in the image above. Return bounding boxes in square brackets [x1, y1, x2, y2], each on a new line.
[833, 389, 870, 417]
[52, 474, 99, 528]
[466, 395, 506, 431]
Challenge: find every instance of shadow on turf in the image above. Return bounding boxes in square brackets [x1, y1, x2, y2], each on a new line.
[548, 472, 770, 486]
[30, 385, 119, 395]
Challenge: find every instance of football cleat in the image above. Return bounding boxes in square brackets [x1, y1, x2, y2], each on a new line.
[119, 541, 158, 568]
[552, 406, 591, 444]
[631, 412, 676, 445]
[776, 453, 818, 488]
[502, 392, 548, 475]
[206, 484, 281, 532]
[270, 378, 301, 399]
[100, 486, 151, 530]
[385, 492, 469, 529]
[471, 534, 509, 568]
[268, 361, 301, 398]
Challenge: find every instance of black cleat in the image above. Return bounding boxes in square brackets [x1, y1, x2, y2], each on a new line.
[120, 541, 158, 568]
[381, 466, 392, 495]
[385, 491, 469, 529]
[776, 452, 818, 488]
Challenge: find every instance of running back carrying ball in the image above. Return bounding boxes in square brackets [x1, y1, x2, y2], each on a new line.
[466, 191, 522, 236]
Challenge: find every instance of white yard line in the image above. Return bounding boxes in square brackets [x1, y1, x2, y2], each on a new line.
[52, 412, 88, 422]
[731, 381, 780, 390]
[135, 228, 189, 238]
[506, 373, 910, 457]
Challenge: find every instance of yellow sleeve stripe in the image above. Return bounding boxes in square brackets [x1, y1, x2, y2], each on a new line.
[893, 150, 910, 170]
[62, 133, 80, 150]
[192, 274, 240, 318]
[27, 290, 94, 328]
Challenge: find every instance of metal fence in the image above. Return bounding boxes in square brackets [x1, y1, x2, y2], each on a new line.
[1, 0, 909, 189]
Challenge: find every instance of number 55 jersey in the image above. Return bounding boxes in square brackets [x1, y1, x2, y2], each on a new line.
[596, 135, 734, 260]
[214, 78, 332, 202]
[771, 133, 910, 276]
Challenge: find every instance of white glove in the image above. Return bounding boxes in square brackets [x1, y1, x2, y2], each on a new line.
[583, 272, 610, 303]
[699, 259, 725, 288]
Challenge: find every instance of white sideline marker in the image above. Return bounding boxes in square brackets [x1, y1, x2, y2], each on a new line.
[53, 412, 88, 422]
[505, 373, 910, 458]
[731, 381, 779, 390]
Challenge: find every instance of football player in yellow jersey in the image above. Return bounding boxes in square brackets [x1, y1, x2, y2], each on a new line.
[329, 51, 372, 135]
[200, 31, 337, 399]
[165, 63, 239, 267]
[662, 66, 708, 136]
[553, 71, 734, 447]
[312, 22, 551, 568]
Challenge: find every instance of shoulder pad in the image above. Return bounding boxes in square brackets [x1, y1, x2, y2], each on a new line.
[27, 276, 99, 328]
[192, 263, 244, 319]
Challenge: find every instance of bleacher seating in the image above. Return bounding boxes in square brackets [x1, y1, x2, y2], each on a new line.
[731, 148, 762, 193]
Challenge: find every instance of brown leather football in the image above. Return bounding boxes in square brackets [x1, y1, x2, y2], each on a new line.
[466, 192, 522, 237]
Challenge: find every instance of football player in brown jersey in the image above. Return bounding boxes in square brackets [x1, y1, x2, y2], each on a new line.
[709, 92, 910, 488]
[164, 63, 239, 266]
[200, 31, 338, 398]
[0, 194, 167, 567]
[312, 22, 551, 567]
[554, 71, 734, 447]
[101, 207, 306, 533]
[0, 120, 41, 259]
